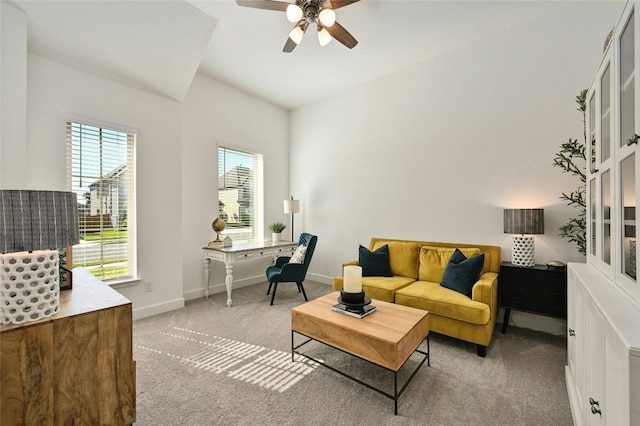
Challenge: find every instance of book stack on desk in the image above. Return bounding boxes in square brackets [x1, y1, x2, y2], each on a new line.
[331, 303, 377, 319]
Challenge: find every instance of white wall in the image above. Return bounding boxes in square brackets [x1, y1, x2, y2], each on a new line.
[0, 1, 27, 187]
[26, 54, 185, 319]
[15, 57, 289, 318]
[181, 73, 289, 301]
[289, 2, 622, 334]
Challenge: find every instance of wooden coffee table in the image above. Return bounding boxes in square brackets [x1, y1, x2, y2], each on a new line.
[291, 291, 430, 415]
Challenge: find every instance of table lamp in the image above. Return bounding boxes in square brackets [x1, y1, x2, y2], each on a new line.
[0, 190, 79, 325]
[504, 208, 544, 267]
[283, 196, 300, 242]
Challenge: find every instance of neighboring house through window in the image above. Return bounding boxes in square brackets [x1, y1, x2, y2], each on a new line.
[218, 146, 263, 241]
[67, 121, 137, 281]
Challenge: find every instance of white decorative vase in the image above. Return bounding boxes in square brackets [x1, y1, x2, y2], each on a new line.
[272, 233, 282, 242]
[512, 235, 535, 267]
[0, 250, 60, 325]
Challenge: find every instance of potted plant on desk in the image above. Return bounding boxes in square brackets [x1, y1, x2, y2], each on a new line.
[268, 222, 287, 242]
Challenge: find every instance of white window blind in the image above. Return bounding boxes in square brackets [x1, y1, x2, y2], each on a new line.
[218, 146, 263, 242]
[66, 121, 136, 281]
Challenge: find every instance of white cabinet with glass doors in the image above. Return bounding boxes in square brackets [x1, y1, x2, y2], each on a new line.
[586, 1, 639, 304]
[567, 2, 640, 426]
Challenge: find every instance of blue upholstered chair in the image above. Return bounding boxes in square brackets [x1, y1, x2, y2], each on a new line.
[266, 233, 317, 305]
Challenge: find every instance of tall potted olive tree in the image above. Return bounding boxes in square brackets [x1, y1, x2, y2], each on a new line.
[553, 90, 587, 256]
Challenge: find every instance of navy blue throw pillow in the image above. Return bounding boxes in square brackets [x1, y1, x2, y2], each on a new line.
[440, 249, 485, 298]
[359, 244, 393, 277]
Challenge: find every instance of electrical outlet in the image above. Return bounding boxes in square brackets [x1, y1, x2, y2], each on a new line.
[144, 280, 153, 292]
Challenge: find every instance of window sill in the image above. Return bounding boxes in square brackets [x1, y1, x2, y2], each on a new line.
[106, 276, 142, 289]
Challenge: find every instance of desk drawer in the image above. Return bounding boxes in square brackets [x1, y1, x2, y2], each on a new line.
[235, 252, 255, 261]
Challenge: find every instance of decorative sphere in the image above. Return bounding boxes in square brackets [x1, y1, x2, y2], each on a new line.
[212, 218, 226, 233]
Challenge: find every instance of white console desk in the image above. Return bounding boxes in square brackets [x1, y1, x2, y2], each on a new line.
[203, 240, 298, 306]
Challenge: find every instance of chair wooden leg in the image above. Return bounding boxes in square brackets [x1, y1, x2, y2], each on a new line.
[298, 282, 308, 301]
[267, 282, 273, 295]
[270, 283, 278, 305]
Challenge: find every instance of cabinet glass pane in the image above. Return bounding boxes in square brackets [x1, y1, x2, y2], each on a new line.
[590, 178, 596, 256]
[589, 93, 596, 170]
[601, 64, 611, 162]
[620, 11, 635, 148]
[602, 170, 611, 264]
[621, 154, 636, 281]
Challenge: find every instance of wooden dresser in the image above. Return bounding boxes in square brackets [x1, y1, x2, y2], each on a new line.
[1, 268, 136, 425]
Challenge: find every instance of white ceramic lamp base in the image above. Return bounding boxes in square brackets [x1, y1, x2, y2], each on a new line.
[512, 235, 535, 267]
[0, 250, 60, 325]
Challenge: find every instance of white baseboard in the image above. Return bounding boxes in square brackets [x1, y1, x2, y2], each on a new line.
[183, 273, 333, 302]
[306, 272, 333, 285]
[133, 297, 185, 321]
[183, 274, 268, 302]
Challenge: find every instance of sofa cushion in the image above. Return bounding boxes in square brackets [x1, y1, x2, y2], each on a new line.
[440, 249, 485, 298]
[361, 276, 416, 302]
[418, 246, 481, 282]
[359, 244, 393, 276]
[371, 240, 421, 278]
[333, 276, 416, 303]
[395, 281, 490, 325]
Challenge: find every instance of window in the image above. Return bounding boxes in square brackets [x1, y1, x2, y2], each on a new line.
[218, 146, 263, 242]
[66, 121, 136, 281]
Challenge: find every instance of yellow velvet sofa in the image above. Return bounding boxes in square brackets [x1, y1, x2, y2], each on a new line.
[333, 238, 501, 357]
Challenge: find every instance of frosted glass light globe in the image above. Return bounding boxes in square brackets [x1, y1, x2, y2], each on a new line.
[286, 4, 303, 22]
[319, 9, 336, 27]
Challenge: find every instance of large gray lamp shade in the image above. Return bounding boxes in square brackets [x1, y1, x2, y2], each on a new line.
[0, 190, 79, 253]
[0, 190, 79, 325]
[504, 208, 544, 267]
[503, 208, 544, 235]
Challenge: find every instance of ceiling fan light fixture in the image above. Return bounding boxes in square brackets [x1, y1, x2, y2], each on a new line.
[318, 8, 336, 27]
[286, 4, 303, 23]
[289, 25, 305, 45]
[317, 27, 332, 46]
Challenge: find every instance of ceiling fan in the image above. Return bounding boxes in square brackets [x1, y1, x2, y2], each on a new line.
[236, 0, 360, 52]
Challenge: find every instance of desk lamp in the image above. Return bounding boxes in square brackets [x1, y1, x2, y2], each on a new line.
[283, 196, 300, 242]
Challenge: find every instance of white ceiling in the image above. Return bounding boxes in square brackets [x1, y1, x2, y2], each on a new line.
[12, 0, 571, 110]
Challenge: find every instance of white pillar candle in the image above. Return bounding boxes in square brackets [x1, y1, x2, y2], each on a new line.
[343, 265, 362, 293]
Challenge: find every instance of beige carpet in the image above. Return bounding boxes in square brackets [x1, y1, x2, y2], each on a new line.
[132, 281, 572, 425]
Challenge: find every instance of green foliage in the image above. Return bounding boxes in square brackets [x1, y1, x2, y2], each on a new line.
[268, 222, 287, 233]
[552, 89, 587, 256]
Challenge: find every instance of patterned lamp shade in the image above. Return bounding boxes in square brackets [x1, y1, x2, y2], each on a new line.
[0, 190, 79, 254]
[503, 209, 544, 235]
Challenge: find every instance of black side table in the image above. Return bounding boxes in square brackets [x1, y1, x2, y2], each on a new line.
[499, 262, 567, 334]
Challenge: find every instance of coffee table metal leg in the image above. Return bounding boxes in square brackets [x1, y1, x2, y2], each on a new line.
[291, 330, 430, 415]
[394, 372, 398, 415]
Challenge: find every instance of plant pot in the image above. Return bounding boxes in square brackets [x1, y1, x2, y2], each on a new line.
[272, 232, 282, 242]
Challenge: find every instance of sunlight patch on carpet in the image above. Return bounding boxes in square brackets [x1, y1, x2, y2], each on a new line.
[135, 327, 318, 393]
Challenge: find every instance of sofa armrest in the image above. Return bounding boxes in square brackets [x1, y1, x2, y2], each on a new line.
[342, 260, 359, 270]
[472, 272, 498, 308]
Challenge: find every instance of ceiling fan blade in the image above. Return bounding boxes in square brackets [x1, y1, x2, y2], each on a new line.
[236, 0, 290, 12]
[283, 37, 297, 53]
[329, 0, 360, 10]
[283, 22, 308, 53]
[325, 21, 358, 49]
